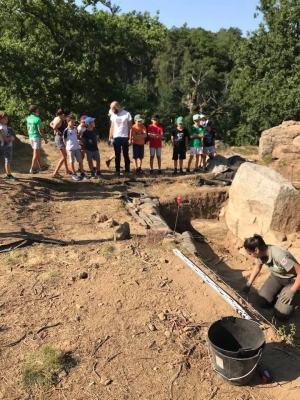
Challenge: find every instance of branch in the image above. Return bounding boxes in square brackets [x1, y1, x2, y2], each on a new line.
[82, 0, 121, 15]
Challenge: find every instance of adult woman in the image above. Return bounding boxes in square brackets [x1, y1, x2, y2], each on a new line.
[50, 108, 70, 178]
[241, 234, 300, 321]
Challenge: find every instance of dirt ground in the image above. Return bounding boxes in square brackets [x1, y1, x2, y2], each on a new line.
[1, 138, 300, 400]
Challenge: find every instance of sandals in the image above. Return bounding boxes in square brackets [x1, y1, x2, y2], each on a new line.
[52, 173, 63, 178]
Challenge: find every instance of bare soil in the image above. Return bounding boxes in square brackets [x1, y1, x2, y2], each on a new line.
[0, 138, 300, 399]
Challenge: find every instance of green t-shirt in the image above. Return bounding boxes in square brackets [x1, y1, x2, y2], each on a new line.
[26, 114, 42, 138]
[189, 125, 204, 148]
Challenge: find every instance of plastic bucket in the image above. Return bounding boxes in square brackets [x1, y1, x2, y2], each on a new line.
[208, 316, 265, 358]
[207, 317, 265, 386]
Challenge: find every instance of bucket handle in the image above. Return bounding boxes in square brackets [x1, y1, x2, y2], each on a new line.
[212, 349, 263, 382]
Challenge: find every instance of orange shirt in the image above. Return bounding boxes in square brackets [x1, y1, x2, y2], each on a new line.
[132, 124, 146, 145]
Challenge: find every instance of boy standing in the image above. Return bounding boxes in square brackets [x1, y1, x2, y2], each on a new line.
[0, 111, 17, 180]
[77, 115, 87, 164]
[26, 105, 48, 174]
[186, 114, 204, 173]
[203, 120, 217, 171]
[63, 115, 89, 181]
[82, 117, 102, 179]
[130, 115, 147, 174]
[171, 117, 189, 175]
[148, 114, 164, 174]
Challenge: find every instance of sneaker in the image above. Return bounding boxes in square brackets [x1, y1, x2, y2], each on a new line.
[179, 169, 185, 175]
[39, 165, 48, 171]
[72, 173, 80, 181]
[172, 169, 177, 175]
[81, 173, 90, 180]
[97, 172, 104, 179]
[29, 168, 38, 174]
[149, 169, 154, 174]
[5, 174, 18, 181]
[157, 170, 162, 175]
[115, 171, 121, 176]
[186, 168, 190, 173]
[106, 159, 111, 168]
[91, 172, 96, 179]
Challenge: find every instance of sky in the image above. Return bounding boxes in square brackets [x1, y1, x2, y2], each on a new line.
[81, 0, 263, 35]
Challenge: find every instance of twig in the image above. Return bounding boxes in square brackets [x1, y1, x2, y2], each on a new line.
[93, 335, 111, 356]
[36, 322, 61, 334]
[208, 387, 219, 400]
[169, 364, 183, 399]
[93, 361, 101, 379]
[106, 352, 122, 364]
[0, 333, 26, 348]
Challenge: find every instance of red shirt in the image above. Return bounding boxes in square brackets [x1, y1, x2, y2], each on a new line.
[148, 124, 164, 148]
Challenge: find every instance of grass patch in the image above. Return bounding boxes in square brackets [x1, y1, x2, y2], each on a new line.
[262, 154, 273, 165]
[277, 323, 296, 344]
[22, 345, 62, 390]
[102, 244, 116, 260]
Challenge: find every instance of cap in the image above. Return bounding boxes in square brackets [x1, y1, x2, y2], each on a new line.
[151, 114, 160, 119]
[134, 114, 143, 122]
[193, 114, 201, 121]
[80, 115, 87, 121]
[85, 117, 95, 124]
[199, 114, 206, 119]
[176, 116, 184, 124]
[205, 120, 212, 127]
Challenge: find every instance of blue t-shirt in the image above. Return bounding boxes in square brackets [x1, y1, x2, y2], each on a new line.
[82, 129, 98, 151]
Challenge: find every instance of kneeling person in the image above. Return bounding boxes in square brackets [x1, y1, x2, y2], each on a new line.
[63, 115, 89, 181]
[82, 117, 102, 179]
[241, 234, 300, 321]
[171, 117, 189, 175]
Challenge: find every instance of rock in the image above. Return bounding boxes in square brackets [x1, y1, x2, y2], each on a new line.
[215, 140, 227, 151]
[225, 163, 300, 240]
[207, 155, 229, 173]
[263, 230, 287, 245]
[79, 272, 88, 279]
[148, 323, 157, 331]
[160, 258, 169, 264]
[114, 222, 130, 241]
[158, 313, 166, 321]
[100, 375, 112, 386]
[272, 144, 300, 159]
[259, 121, 300, 158]
[101, 218, 119, 229]
[164, 330, 171, 338]
[76, 304, 83, 309]
[91, 213, 108, 223]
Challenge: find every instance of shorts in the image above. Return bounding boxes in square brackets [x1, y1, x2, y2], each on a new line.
[1, 145, 12, 163]
[150, 147, 162, 157]
[30, 137, 41, 150]
[203, 146, 216, 156]
[86, 150, 100, 162]
[68, 149, 82, 163]
[55, 135, 65, 150]
[190, 147, 203, 156]
[172, 147, 186, 160]
[132, 144, 144, 160]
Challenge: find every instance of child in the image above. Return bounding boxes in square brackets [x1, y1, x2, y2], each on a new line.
[0, 111, 17, 180]
[50, 108, 70, 178]
[26, 105, 48, 174]
[203, 120, 217, 172]
[77, 115, 87, 166]
[130, 114, 147, 174]
[82, 117, 103, 179]
[148, 114, 164, 174]
[186, 114, 204, 173]
[63, 115, 89, 181]
[171, 117, 189, 175]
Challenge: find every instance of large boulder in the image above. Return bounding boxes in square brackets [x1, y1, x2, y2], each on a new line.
[259, 121, 300, 159]
[225, 163, 300, 240]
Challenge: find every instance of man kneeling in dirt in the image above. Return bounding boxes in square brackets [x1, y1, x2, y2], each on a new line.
[240, 234, 300, 321]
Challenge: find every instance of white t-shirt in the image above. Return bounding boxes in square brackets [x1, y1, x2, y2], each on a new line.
[63, 127, 79, 150]
[0, 123, 12, 147]
[110, 110, 132, 138]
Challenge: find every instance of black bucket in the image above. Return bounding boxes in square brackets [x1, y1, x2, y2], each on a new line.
[207, 317, 265, 386]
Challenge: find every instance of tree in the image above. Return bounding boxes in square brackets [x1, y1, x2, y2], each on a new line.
[228, 0, 300, 145]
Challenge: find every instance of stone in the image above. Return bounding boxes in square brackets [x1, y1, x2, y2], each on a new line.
[79, 272, 88, 279]
[259, 121, 300, 158]
[91, 213, 108, 223]
[207, 155, 228, 173]
[263, 230, 287, 246]
[215, 140, 227, 151]
[101, 218, 119, 229]
[114, 222, 130, 241]
[164, 330, 171, 338]
[272, 145, 300, 159]
[158, 313, 166, 321]
[148, 323, 157, 331]
[225, 163, 300, 240]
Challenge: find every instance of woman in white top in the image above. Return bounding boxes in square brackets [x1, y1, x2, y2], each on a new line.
[50, 108, 70, 178]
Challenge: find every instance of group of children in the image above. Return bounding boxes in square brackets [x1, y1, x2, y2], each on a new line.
[0, 106, 216, 181]
[129, 113, 216, 176]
